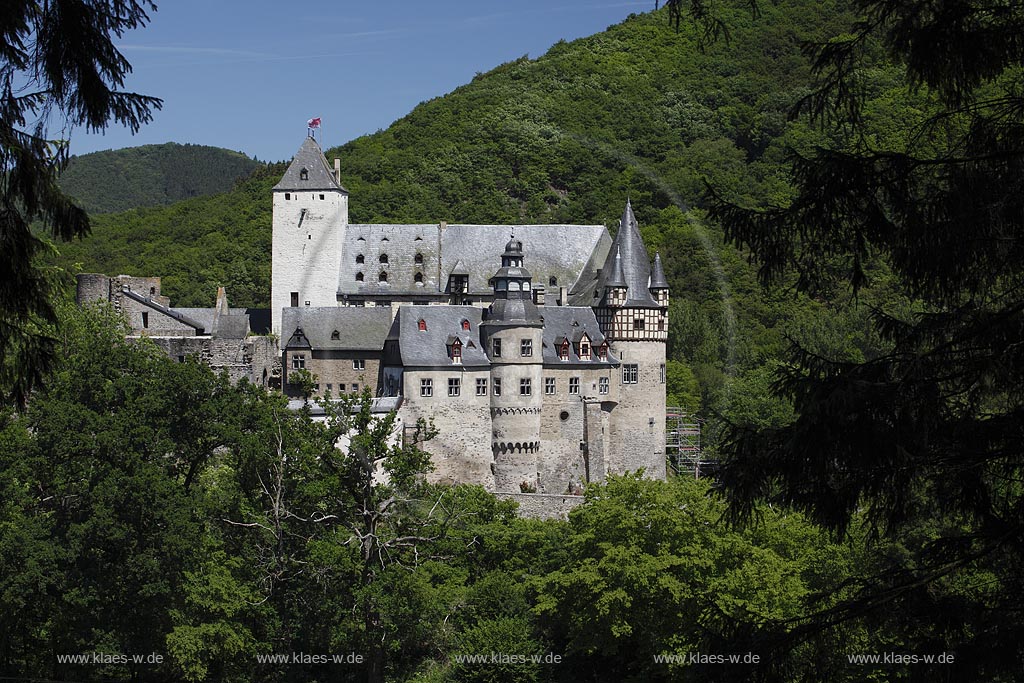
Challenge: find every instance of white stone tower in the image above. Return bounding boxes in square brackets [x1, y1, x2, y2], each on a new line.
[593, 200, 669, 478]
[271, 136, 348, 335]
[481, 239, 545, 492]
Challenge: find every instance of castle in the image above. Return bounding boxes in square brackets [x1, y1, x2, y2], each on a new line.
[79, 136, 669, 500]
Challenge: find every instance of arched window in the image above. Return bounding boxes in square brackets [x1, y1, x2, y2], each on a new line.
[496, 279, 507, 291]
[379, 271, 388, 282]
[299, 168, 308, 180]
[549, 276, 558, 286]
[509, 281, 521, 291]
[355, 272, 364, 282]
[379, 254, 389, 264]
[461, 319, 471, 331]
[418, 319, 427, 331]
[331, 330, 340, 340]
[415, 253, 423, 265]
[415, 272, 424, 283]
[356, 254, 364, 264]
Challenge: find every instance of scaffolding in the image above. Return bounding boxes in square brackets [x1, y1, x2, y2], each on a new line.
[666, 407, 708, 478]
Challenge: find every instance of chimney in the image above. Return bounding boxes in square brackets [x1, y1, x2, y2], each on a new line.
[559, 286, 568, 306]
[333, 158, 341, 185]
[533, 285, 546, 306]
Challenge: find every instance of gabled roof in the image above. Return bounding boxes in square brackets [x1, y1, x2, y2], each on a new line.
[337, 223, 610, 298]
[273, 137, 348, 192]
[539, 307, 618, 367]
[388, 306, 489, 368]
[281, 307, 392, 351]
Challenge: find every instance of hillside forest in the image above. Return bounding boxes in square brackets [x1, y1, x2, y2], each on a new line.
[5, 0, 1020, 681]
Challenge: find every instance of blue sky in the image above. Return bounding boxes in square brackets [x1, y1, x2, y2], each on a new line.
[73, 0, 653, 162]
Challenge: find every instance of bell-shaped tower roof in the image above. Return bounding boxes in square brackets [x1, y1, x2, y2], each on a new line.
[273, 136, 348, 193]
[486, 237, 541, 325]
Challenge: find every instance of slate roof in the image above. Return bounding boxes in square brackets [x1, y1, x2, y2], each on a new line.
[281, 307, 392, 351]
[173, 307, 249, 335]
[120, 288, 206, 332]
[539, 306, 618, 367]
[387, 306, 490, 368]
[273, 137, 348, 192]
[650, 252, 669, 289]
[590, 200, 660, 308]
[337, 223, 610, 298]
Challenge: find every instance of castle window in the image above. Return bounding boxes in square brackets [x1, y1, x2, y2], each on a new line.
[285, 193, 291, 200]
[559, 340, 570, 362]
[141, 312, 149, 329]
[476, 378, 488, 396]
[300, 168, 308, 180]
[339, 383, 346, 392]
[569, 377, 580, 395]
[415, 253, 423, 265]
[356, 254, 364, 264]
[622, 364, 638, 384]
[418, 319, 427, 331]
[598, 343, 608, 361]
[658, 318, 665, 331]
[353, 359, 365, 370]
[520, 339, 532, 357]
[493, 378, 501, 396]
[599, 377, 609, 394]
[149, 286, 156, 296]
[331, 330, 340, 340]
[520, 378, 531, 396]
[291, 292, 299, 307]
[462, 319, 471, 331]
[379, 272, 388, 282]
[448, 377, 461, 397]
[356, 272, 364, 282]
[544, 377, 556, 395]
[319, 194, 325, 200]
[450, 341, 462, 364]
[415, 272, 424, 284]
[351, 383, 359, 392]
[420, 379, 432, 397]
[492, 338, 501, 357]
[634, 318, 645, 331]
[660, 364, 666, 384]
[380, 254, 389, 264]
[549, 276, 557, 286]
[496, 279, 507, 291]
[579, 340, 591, 360]
[523, 281, 531, 291]
[292, 354, 306, 370]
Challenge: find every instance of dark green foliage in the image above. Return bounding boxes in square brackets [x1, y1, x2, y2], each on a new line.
[59, 142, 262, 214]
[1, 0, 160, 406]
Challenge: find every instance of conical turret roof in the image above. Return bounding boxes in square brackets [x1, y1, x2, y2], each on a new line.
[595, 200, 658, 307]
[273, 136, 348, 192]
[650, 252, 669, 289]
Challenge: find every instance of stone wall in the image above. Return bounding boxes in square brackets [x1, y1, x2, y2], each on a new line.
[495, 492, 585, 520]
[148, 336, 277, 386]
[607, 340, 666, 478]
[283, 349, 381, 398]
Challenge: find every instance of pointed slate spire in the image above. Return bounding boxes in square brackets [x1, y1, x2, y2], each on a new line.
[273, 137, 348, 192]
[650, 252, 669, 289]
[595, 199, 658, 307]
[606, 247, 627, 288]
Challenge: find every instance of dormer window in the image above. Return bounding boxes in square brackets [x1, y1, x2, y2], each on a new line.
[597, 342, 608, 361]
[450, 339, 463, 364]
[418, 319, 427, 331]
[415, 272, 424, 284]
[380, 254, 389, 264]
[356, 254, 364, 264]
[331, 330, 341, 340]
[461, 319, 471, 331]
[549, 276, 557, 286]
[415, 253, 423, 265]
[579, 337, 591, 360]
[379, 271, 388, 283]
[300, 168, 308, 180]
[356, 272, 364, 282]
[559, 340, 570, 362]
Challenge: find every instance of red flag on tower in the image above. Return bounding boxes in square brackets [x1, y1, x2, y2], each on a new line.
[307, 117, 321, 129]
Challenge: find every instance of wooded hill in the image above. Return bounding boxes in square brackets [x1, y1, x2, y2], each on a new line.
[58, 142, 262, 214]
[55, 0, 893, 429]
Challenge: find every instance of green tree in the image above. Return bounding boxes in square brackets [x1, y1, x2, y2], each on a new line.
[1, 0, 160, 405]
[708, 0, 1024, 674]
